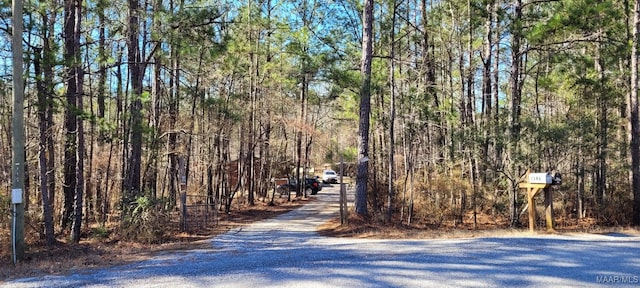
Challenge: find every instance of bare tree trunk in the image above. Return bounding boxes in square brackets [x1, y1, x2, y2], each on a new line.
[168, 3, 180, 208]
[481, 0, 494, 184]
[576, 150, 585, 219]
[223, 130, 232, 213]
[34, 5, 57, 244]
[493, 13, 502, 174]
[45, 9, 57, 240]
[595, 42, 608, 209]
[70, 0, 84, 243]
[34, 47, 55, 246]
[95, 0, 107, 219]
[84, 22, 97, 227]
[631, 0, 640, 225]
[356, 0, 374, 216]
[304, 134, 313, 197]
[370, 127, 381, 216]
[262, 115, 272, 199]
[97, 0, 107, 121]
[62, 0, 79, 232]
[295, 69, 307, 199]
[146, 0, 163, 202]
[249, 44, 257, 205]
[386, 0, 397, 223]
[470, 156, 479, 229]
[261, 0, 274, 201]
[124, 0, 144, 211]
[295, 70, 308, 199]
[114, 49, 125, 220]
[508, 0, 523, 228]
[247, 0, 259, 204]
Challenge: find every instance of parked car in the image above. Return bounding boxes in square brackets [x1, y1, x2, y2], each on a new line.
[322, 169, 338, 184]
[277, 177, 322, 196]
[307, 177, 322, 194]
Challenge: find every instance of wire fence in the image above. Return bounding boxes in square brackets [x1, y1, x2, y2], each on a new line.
[180, 194, 218, 232]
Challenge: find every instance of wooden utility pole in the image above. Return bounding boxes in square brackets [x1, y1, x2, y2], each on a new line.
[12, 0, 26, 262]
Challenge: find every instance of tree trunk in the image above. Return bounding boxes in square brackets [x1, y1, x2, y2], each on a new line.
[95, 0, 107, 222]
[248, 0, 258, 204]
[34, 48, 55, 246]
[508, 0, 523, 228]
[168, 33, 180, 210]
[595, 41, 608, 209]
[481, 0, 494, 184]
[67, 0, 84, 243]
[576, 150, 586, 219]
[96, 0, 107, 121]
[62, 0, 80, 232]
[124, 0, 144, 210]
[386, 0, 397, 223]
[356, 0, 374, 216]
[261, 116, 272, 199]
[493, 9, 502, 174]
[146, 0, 163, 202]
[631, 0, 640, 225]
[421, 0, 443, 163]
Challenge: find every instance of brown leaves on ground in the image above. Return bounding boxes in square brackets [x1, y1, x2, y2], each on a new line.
[318, 212, 640, 240]
[0, 197, 311, 281]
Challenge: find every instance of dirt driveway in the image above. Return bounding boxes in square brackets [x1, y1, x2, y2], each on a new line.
[4, 185, 640, 287]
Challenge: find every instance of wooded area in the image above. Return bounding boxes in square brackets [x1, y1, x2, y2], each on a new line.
[2, 0, 640, 258]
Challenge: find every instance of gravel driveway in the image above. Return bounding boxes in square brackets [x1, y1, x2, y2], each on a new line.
[4, 185, 640, 288]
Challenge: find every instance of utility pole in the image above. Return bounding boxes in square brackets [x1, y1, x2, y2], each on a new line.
[12, 0, 25, 263]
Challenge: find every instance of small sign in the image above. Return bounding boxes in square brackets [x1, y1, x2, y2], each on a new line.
[529, 173, 553, 184]
[11, 189, 22, 204]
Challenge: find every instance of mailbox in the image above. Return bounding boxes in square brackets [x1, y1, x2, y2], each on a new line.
[528, 173, 553, 184]
[521, 170, 561, 233]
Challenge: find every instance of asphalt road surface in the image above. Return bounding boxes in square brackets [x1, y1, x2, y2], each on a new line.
[4, 184, 640, 287]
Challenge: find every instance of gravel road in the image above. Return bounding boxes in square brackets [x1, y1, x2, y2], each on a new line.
[4, 185, 640, 288]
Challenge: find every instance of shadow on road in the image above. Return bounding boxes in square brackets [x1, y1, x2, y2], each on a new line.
[6, 185, 640, 288]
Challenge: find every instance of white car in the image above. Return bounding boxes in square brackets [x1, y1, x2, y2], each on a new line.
[322, 170, 338, 184]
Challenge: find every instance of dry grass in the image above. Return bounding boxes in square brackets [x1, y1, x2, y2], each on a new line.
[318, 212, 640, 240]
[0, 197, 311, 281]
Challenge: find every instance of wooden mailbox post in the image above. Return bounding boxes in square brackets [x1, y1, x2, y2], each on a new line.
[518, 170, 561, 232]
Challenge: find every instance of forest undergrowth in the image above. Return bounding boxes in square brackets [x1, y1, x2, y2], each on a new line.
[0, 197, 309, 281]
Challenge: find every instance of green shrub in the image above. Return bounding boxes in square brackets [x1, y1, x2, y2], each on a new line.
[122, 196, 167, 244]
[91, 226, 111, 240]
